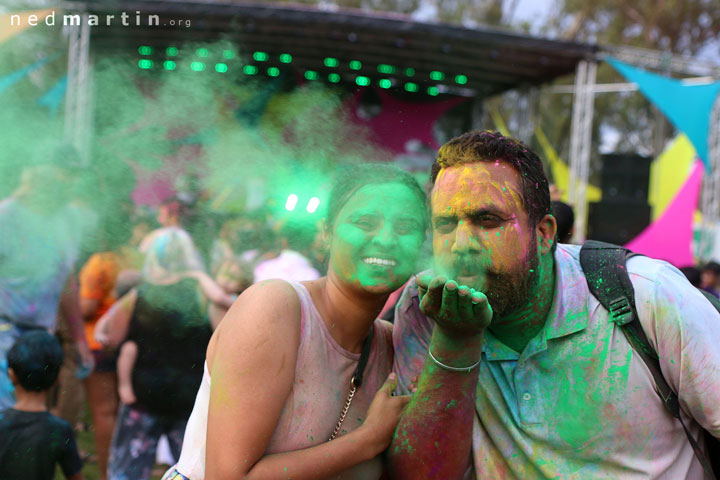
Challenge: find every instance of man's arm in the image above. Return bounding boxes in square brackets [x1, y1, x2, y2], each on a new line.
[632, 260, 720, 438]
[388, 276, 491, 479]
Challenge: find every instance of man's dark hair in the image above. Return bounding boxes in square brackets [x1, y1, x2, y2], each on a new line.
[552, 201, 575, 244]
[327, 163, 428, 231]
[431, 130, 551, 227]
[7, 331, 64, 392]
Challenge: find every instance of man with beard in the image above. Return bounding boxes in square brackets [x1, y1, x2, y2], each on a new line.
[387, 131, 720, 479]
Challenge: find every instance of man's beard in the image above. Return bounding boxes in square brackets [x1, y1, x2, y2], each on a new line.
[483, 238, 540, 318]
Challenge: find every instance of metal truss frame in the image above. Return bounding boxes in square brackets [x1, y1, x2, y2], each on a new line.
[64, 13, 92, 165]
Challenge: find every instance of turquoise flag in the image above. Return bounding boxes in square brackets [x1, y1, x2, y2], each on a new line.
[0, 54, 59, 95]
[606, 56, 720, 171]
[37, 75, 67, 115]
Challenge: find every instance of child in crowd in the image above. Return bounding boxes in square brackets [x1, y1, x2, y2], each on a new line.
[0, 331, 84, 480]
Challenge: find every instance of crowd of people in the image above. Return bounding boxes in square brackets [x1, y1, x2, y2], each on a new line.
[1, 131, 719, 480]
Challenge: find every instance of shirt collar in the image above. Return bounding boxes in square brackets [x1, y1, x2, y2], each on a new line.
[542, 244, 589, 340]
[481, 245, 590, 361]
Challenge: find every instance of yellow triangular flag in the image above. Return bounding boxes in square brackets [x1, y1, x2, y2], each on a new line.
[648, 134, 697, 220]
[534, 126, 601, 203]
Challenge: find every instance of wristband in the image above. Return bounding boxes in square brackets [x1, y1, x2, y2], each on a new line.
[428, 349, 481, 373]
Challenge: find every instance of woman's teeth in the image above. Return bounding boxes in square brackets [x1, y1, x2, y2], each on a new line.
[363, 257, 397, 266]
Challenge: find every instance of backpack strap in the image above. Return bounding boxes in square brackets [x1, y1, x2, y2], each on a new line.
[579, 241, 717, 479]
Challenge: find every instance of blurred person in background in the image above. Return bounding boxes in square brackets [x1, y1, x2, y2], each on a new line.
[552, 201, 575, 244]
[94, 228, 235, 480]
[0, 158, 95, 410]
[700, 261, 720, 298]
[77, 214, 151, 480]
[0, 331, 84, 480]
[141, 196, 206, 273]
[252, 220, 321, 283]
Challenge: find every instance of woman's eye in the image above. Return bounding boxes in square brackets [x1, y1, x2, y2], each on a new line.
[394, 221, 419, 235]
[353, 217, 377, 229]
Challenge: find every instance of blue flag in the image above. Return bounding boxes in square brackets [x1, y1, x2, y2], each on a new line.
[607, 56, 720, 171]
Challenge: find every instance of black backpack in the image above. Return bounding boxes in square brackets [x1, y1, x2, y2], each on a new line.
[580, 240, 720, 479]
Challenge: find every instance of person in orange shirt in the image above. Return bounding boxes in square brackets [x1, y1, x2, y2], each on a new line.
[79, 220, 148, 480]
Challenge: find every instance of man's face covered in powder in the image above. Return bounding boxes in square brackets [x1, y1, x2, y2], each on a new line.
[430, 161, 540, 317]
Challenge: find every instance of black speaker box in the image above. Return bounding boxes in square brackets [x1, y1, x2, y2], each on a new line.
[587, 201, 651, 246]
[600, 153, 652, 202]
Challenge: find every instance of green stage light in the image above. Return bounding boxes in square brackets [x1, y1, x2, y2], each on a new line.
[138, 46, 152, 55]
[215, 63, 228, 73]
[138, 59, 153, 69]
[253, 51, 269, 62]
[285, 194, 298, 211]
[279, 53, 292, 63]
[378, 79, 391, 89]
[349, 60, 362, 70]
[328, 73, 340, 83]
[163, 60, 176, 70]
[324, 57, 339, 67]
[355, 76, 370, 86]
[404, 82, 418, 92]
[306, 197, 320, 214]
[268, 67, 280, 77]
[222, 50, 235, 59]
[305, 70, 319, 80]
[196, 48, 209, 57]
[191, 62, 205, 72]
[430, 70, 445, 81]
[243, 65, 258, 75]
[427, 86, 439, 96]
[405, 67, 415, 77]
[377, 64, 395, 74]
[166, 47, 178, 56]
[455, 74, 468, 85]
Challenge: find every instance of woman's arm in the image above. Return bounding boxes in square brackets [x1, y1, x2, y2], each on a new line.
[117, 341, 138, 405]
[205, 280, 407, 480]
[94, 289, 138, 349]
[183, 271, 237, 309]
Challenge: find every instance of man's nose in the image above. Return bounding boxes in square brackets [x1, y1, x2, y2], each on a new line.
[451, 222, 480, 254]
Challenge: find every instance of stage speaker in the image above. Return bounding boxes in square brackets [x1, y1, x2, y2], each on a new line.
[600, 153, 652, 202]
[587, 201, 651, 246]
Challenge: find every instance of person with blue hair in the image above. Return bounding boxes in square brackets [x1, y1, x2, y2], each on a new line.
[95, 228, 235, 480]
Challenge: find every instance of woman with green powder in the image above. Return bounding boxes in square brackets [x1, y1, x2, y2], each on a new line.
[165, 164, 428, 480]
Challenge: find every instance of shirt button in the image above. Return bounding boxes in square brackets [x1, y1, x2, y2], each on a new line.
[523, 393, 532, 401]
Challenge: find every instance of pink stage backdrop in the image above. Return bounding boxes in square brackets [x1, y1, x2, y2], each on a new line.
[347, 89, 468, 154]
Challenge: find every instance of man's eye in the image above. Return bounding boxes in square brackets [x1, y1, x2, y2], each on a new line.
[474, 215, 503, 226]
[433, 219, 456, 233]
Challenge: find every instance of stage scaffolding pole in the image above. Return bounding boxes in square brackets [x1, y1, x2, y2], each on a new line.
[698, 94, 720, 261]
[568, 60, 597, 243]
[64, 13, 92, 165]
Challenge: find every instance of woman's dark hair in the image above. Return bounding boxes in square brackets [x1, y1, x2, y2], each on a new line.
[431, 130, 551, 227]
[7, 331, 64, 392]
[326, 163, 428, 231]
